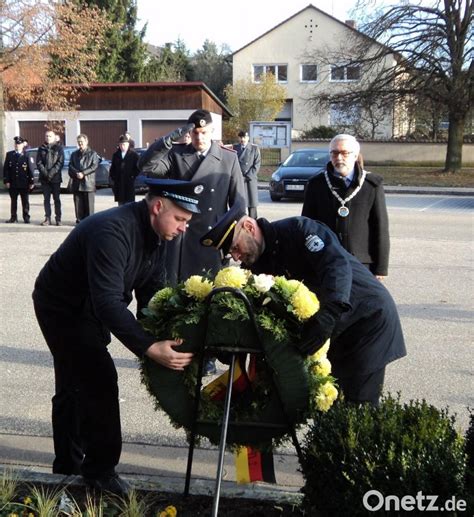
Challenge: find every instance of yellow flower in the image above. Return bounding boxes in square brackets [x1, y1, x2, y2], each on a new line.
[214, 266, 249, 289]
[158, 505, 177, 517]
[311, 340, 330, 362]
[311, 357, 332, 377]
[252, 273, 274, 293]
[315, 381, 338, 412]
[184, 275, 214, 300]
[148, 287, 174, 312]
[23, 496, 32, 505]
[291, 284, 320, 320]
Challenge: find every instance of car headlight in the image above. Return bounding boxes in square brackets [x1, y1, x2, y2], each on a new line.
[271, 172, 281, 182]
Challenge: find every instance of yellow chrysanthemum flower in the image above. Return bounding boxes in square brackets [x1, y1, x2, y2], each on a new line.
[214, 266, 248, 289]
[184, 275, 214, 300]
[159, 505, 177, 517]
[311, 357, 332, 377]
[315, 381, 338, 412]
[23, 497, 32, 505]
[291, 284, 320, 320]
[311, 340, 330, 362]
[148, 287, 174, 312]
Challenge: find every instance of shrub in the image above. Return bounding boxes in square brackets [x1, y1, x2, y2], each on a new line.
[464, 410, 474, 510]
[300, 395, 467, 516]
[301, 125, 338, 139]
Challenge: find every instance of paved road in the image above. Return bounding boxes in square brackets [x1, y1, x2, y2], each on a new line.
[0, 189, 472, 483]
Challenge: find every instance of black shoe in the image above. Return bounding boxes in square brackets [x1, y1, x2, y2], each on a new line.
[84, 473, 131, 497]
[203, 359, 217, 376]
[5, 217, 17, 223]
[24, 219, 30, 224]
[56, 220, 62, 226]
[41, 218, 51, 226]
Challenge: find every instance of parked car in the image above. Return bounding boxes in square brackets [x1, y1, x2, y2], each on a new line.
[133, 147, 148, 192]
[27, 146, 110, 192]
[269, 148, 329, 201]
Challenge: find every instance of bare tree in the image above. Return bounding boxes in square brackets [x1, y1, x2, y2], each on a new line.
[305, 0, 473, 172]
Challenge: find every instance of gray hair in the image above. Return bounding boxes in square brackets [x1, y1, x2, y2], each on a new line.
[329, 134, 360, 154]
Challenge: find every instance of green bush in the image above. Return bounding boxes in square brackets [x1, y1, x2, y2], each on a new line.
[301, 125, 338, 139]
[464, 410, 474, 510]
[301, 395, 468, 516]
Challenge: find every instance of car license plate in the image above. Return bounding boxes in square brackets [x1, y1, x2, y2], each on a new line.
[286, 184, 304, 191]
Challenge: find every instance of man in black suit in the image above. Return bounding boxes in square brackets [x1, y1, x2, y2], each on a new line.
[302, 134, 390, 280]
[3, 136, 34, 223]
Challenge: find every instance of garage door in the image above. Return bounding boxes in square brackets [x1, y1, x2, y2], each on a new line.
[142, 120, 185, 148]
[18, 121, 65, 148]
[79, 120, 127, 159]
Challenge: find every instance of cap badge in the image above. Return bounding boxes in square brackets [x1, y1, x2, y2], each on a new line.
[194, 184, 204, 194]
[202, 238, 213, 246]
[199, 119, 206, 127]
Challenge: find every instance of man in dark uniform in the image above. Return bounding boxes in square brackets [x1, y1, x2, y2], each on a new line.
[33, 178, 202, 496]
[233, 130, 261, 218]
[201, 205, 406, 406]
[3, 136, 34, 223]
[302, 134, 390, 279]
[139, 109, 246, 375]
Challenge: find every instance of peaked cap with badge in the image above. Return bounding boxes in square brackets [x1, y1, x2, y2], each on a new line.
[200, 203, 246, 255]
[14, 136, 26, 144]
[187, 109, 213, 128]
[144, 178, 203, 214]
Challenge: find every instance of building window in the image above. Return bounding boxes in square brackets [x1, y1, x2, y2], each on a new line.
[330, 64, 361, 82]
[253, 64, 288, 83]
[300, 64, 318, 82]
[330, 104, 360, 126]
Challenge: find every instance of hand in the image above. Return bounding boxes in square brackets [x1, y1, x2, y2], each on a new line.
[296, 303, 344, 356]
[145, 339, 194, 370]
[77, 172, 85, 180]
[5, 182, 10, 189]
[163, 123, 195, 149]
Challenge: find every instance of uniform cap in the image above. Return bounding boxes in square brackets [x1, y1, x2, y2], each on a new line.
[144, 178, 203, 214]
[14, 136, 25, 144]
[200, 204, 246, 255]
[238, 131, 249, 137]
[118, 134, 131, 143]
[187, 109, 213, 128]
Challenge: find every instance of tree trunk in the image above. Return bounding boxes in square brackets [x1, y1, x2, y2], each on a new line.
[444, 113, 465, 173]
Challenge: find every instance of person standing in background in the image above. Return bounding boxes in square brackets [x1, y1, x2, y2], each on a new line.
[68, 134, 99, 223]
[36, 130, 64, 226]
[3, 136, 34, 223]
[302, 134, 390, 280]
[109, 135, 140, 206]
[233, 130, 261, 218]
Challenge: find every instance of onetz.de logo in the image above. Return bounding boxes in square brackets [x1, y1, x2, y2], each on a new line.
[363, 490, 467, 512]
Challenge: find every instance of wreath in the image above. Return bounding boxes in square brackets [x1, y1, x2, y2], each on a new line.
[139, 266, 338, 447]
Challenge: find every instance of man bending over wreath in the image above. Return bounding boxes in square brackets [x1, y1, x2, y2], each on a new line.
[33, 178, 203, 497]
[201, 205, 406, 408]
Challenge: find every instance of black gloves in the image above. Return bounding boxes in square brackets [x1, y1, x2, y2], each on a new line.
[162, 123, 195, 149]
[297, 302, 345, 356]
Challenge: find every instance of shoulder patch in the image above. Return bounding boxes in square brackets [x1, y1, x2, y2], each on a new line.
[305, 234, 325, 252]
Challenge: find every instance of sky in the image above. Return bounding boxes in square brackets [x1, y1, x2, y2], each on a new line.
[136, 0, 359, 53]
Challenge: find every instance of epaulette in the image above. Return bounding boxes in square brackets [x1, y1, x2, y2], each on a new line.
[219, 144, 237, 153]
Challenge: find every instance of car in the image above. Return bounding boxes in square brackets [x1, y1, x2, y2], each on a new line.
[269, 148, 329, 201]
[27, 146, 111, 192]
[133, 147, 148, 192]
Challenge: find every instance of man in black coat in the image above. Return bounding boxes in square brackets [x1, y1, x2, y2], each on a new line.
[109, 134, 140, 205]
[3, 136, 34, 223]
[33, 178, 202, 496]
[36, 130, 65, 226]
[201, 206, 406, 406]
[233, 130, 261, 218]
[302, 134, 390, 279]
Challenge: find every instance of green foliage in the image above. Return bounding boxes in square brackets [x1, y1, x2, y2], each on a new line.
[301, 395, 468, 516]
[141, 39, 192, 82]
[465, 410, 474, 510]
[301, 126, 338, 139]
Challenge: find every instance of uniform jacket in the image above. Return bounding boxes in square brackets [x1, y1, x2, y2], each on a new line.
[139, 140, 246, 283]
[109, 148, 140, 203]
[68, 147, 99, 192]
[302, 162, 390, 276]
[232, 143, 261, 208]
[250, 217, 406, 377]
[36, 143, 65, 184]
[3, 150, 33, 189]
[33, 200, 165, 357]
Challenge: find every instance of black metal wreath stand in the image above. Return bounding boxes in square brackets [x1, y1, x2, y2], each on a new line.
[183, 287, 303, 517]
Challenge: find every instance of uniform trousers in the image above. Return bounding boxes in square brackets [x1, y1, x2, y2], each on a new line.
[33, 292, 121, 478]
[73, 191, 95, 221]
[42, 182, 61, 221]
[336, 367, 385, 407]
[8, 187, 30, 221]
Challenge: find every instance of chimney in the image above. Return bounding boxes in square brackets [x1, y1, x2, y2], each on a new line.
[345, 20, 357, 29]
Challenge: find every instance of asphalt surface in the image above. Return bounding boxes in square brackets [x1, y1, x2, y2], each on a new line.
[0, 186, 473, 503]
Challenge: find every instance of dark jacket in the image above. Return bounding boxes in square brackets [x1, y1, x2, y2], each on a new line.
[33, 200, 164, 357]
[3, 150, 33, 189]
[109, 148, 140, 203]
[250, 217, 406, 377]
[68, 147, 99, 193]
[302, 162, 390, 276]
[139, 140, 246, 284]
[36, 143, 65, 184]
[232, 143, 261, 208]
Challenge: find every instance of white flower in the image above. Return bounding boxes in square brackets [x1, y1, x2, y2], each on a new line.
[253, 274, 275, 293]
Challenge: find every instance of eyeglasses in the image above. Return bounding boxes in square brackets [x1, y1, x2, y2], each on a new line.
[330, 150, 353, 158]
